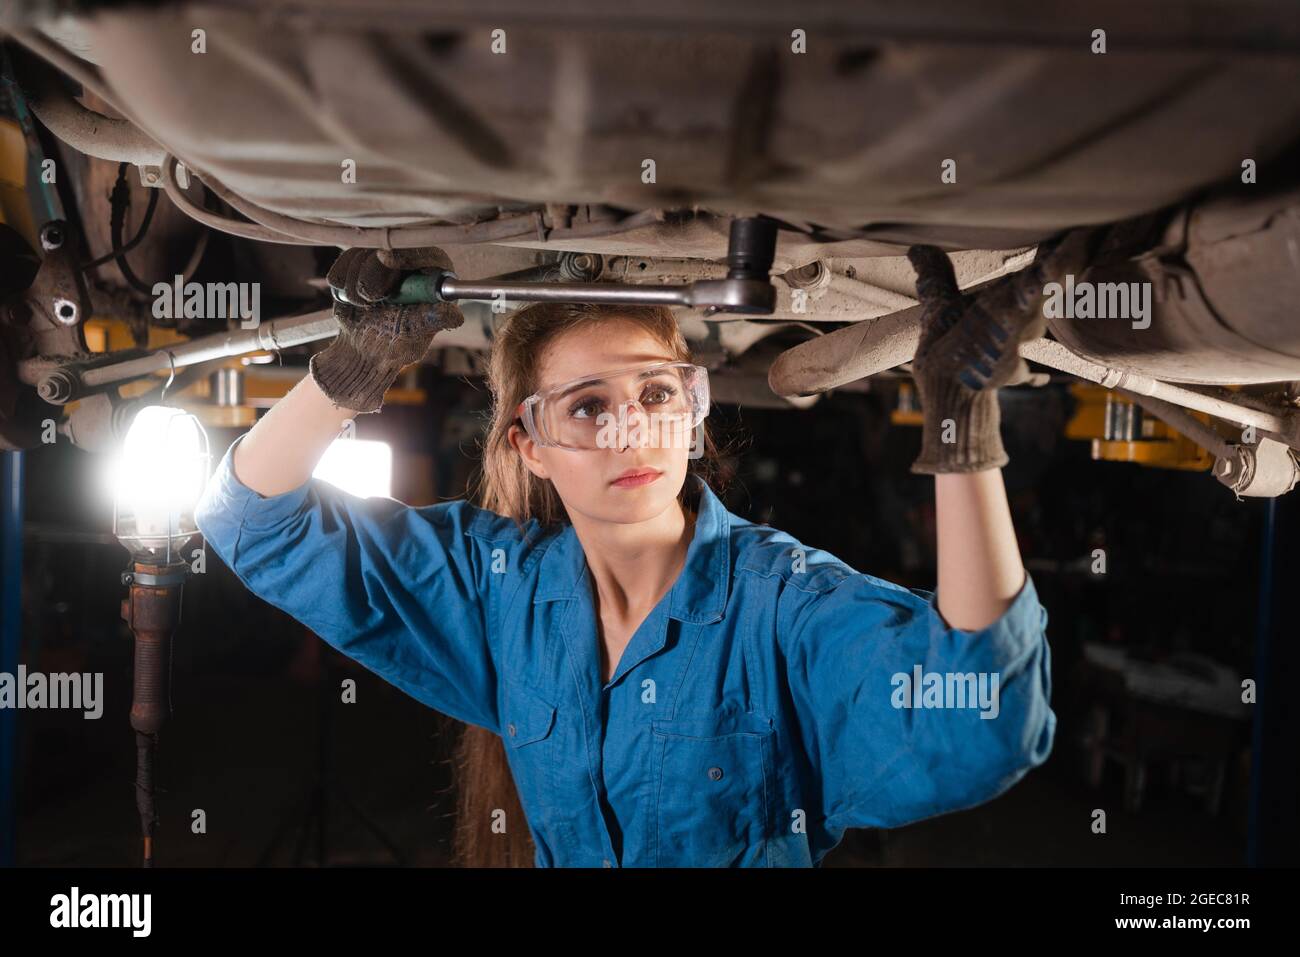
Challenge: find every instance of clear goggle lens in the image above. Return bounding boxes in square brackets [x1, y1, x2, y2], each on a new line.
[520, 361, 710, 452]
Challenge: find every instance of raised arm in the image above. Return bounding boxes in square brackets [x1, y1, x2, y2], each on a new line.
[193, 247, 515, 729]
[235, 243, 465, 495]
[780, 563, 1054, 834]
[195, 424, 516, 732]
[779, 242, 1088, 839]
[933, 471, 1025, 630]
[231, 372, 358, 497]
[906, 235, 1089, 629]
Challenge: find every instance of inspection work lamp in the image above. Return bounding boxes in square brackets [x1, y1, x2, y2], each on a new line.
[108, 405, 210, 867]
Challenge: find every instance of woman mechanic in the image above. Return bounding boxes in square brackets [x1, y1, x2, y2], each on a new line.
[195, 238, 1080, 867]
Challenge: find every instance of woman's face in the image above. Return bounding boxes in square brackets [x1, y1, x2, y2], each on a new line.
[509, 319, 692, 527]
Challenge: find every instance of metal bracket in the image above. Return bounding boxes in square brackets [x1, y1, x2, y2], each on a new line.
[138, 162, 188, 190]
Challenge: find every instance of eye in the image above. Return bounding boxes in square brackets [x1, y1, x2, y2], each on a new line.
[567, 395, 606, 419]
[642, 382, 679, 405]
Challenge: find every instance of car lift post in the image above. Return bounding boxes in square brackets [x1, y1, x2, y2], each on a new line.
[0, 450, 23, 867]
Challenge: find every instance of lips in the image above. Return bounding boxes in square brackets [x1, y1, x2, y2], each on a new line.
[611, 468, 662, 488]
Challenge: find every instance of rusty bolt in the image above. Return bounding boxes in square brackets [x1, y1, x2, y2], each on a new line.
[38, 370, 76, 404]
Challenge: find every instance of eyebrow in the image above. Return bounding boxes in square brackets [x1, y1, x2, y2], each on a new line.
[553, 367, 673, 399]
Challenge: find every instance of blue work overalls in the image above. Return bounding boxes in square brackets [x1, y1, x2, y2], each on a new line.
[195, 433, 1055, 867]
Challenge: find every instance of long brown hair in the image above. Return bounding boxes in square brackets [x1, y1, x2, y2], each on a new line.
[448, 301, 730, 867]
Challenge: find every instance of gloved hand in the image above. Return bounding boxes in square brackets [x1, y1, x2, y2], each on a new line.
[906, 231, 1090, 473]
[309, 246, 465, 414]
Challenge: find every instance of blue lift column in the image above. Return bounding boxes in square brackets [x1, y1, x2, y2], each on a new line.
[1247, 494, 1299, 866]
[0, 450, 23, 867]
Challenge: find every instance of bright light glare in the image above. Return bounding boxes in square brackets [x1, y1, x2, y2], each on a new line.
[111, 406, 209, 559]
[312, 439, 392, 499]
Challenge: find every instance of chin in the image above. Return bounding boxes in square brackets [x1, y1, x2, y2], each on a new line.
[592, 480, 665, 519]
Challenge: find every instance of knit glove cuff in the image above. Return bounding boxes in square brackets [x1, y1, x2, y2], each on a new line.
[910, 373, 1007, 474]
[310, 301, 463, 414]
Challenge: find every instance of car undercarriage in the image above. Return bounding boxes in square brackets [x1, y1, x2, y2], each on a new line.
[3, 0, 1300, 495]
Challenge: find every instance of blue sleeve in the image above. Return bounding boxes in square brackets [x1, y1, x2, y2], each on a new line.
[193, 432, 509, 734]
[780, 569, 1055, 832]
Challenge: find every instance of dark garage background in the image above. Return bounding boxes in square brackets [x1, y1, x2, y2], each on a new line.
[5, 368, 1297, 867]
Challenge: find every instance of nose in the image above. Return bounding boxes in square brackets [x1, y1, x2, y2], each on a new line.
[612, 399, 651, 452]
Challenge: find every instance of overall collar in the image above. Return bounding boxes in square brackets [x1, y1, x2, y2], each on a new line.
[533, 472, 731, 624]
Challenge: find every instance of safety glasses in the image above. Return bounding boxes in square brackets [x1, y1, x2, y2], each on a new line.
[515, 360, 710, 453]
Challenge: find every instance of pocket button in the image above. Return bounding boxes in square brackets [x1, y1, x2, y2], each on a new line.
[504, 685, 556, 748]
[651, 710, 776, 866]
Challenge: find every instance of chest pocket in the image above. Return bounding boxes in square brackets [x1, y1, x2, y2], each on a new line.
[651, 709, 775, 867]
[502, 683, 558, 813]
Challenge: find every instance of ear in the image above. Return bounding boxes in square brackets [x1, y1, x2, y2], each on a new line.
[508, 422, 550, 480]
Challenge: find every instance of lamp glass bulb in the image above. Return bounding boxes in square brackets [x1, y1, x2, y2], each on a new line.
[112, 405, 210, 562]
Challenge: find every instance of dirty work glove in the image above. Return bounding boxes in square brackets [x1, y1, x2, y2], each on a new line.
[906, 231, 1090, 473]
[309, 247, 465, 414]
